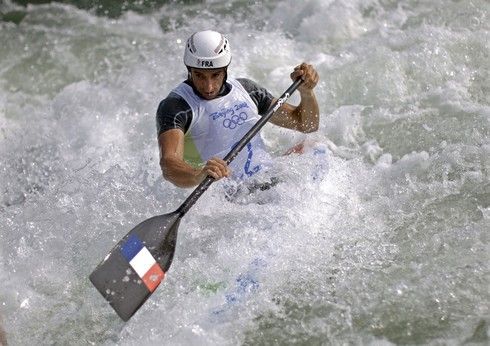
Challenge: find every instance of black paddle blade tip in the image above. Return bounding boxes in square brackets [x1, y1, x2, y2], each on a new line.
[89, 248, 156, 321]
[89, 212, 181, 321]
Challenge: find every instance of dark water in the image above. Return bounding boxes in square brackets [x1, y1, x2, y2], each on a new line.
[5, 0, 181, 18]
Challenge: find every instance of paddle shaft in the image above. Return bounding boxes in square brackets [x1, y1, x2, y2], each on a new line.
[177, 78, 303, 216]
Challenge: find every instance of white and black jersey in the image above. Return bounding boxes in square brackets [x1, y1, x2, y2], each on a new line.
[156, 78, 274, 136]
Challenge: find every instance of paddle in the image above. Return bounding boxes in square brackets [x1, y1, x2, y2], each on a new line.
[89, 78, 303, 321]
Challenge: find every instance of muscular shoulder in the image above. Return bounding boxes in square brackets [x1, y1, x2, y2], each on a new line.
[156, 92, 193, 135]
[236, 78, 273, 115]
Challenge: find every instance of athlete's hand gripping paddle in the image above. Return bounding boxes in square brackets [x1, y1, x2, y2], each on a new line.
[89, 78, 303, 321]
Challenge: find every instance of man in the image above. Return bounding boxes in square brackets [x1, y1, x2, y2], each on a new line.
[156, 30, 320, 188]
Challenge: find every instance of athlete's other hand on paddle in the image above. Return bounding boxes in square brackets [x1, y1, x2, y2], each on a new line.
[200, 157, 231, 181]
[291, 63, 319, 92]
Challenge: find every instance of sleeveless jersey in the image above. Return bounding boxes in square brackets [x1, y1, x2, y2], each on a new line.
[172, 78, 271, 180]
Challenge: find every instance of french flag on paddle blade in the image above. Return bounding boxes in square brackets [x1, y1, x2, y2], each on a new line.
[120, 234, 165, 292]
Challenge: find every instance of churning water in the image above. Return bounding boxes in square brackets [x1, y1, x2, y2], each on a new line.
[0, 0, 488, 344]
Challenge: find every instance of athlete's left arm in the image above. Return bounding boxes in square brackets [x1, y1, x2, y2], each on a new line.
[269, 63, 320, 133]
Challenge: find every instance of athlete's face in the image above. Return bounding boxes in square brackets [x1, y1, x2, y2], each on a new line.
[190, 68, 226, 100]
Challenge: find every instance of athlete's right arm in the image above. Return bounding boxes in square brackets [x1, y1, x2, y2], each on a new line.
[158, 129, 231, 188]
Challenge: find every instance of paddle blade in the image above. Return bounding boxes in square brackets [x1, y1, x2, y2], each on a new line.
[89, 211, 181, 321]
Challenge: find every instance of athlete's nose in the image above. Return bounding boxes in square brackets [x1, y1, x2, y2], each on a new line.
[204, 79, 214, 93]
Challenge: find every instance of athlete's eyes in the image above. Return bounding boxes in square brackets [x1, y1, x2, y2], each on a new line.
[194, 71, 223, 80]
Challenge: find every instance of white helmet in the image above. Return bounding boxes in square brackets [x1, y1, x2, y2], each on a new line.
[184, 30, 231, 69]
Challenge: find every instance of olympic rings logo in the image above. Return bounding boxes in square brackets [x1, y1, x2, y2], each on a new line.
[223, 112, 248, 129]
